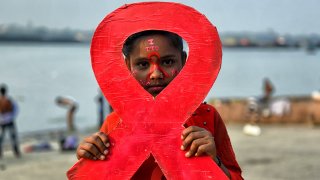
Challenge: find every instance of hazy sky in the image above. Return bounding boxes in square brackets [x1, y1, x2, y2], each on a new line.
[1, 0, 319, 34]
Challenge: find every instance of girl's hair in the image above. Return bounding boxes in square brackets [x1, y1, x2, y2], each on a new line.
[122, 30, 184, 58]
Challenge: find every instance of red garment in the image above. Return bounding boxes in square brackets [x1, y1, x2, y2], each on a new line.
[100, 103, 243, 180]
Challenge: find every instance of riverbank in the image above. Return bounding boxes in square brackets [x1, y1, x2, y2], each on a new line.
[1, 94, 319, 179]
[0, 128, 92, 180]
[209, 94, 320, 125]
[1, 124, 319, 180]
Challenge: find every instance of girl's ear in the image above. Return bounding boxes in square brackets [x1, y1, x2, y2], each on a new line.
[125, 58, 131, 70]
[181, 51, 187, 66]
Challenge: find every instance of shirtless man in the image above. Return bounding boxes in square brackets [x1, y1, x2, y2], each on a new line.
[55, 96, 78, 131]
[0, 84, 20, 158]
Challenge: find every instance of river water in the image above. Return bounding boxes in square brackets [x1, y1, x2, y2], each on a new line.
[1, 43, 319, 133]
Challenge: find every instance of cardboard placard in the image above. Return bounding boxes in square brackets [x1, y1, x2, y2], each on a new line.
[67, 2, 225, 179]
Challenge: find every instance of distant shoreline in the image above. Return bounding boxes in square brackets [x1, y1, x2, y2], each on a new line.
[0, 40, 90, 44]
[1, 41, 318, 50]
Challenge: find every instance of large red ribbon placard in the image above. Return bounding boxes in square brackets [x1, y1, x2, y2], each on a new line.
[67, 2, 225, 179]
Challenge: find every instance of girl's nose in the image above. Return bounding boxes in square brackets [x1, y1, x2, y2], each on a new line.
[148, 55, 164, 80]
[149, 67, 164, 80]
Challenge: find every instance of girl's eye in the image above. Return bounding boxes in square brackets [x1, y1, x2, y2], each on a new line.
[136, 61, 149, 69]
[162, 59, 175, 66]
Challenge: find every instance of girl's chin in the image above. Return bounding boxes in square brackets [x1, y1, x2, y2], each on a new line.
[147, 86, 165, 96]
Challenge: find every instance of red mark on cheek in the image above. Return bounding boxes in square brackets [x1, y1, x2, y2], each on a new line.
[131, 71, 151, 88]
[131, 69, 138, 76]
[139, 80, 151, 87]
[170, 69, 179, 77]
[161, 69, 169, 78]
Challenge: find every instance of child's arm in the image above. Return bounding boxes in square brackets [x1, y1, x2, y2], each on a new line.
[181, 126, 231, 179]
[76, 132, 110, 160]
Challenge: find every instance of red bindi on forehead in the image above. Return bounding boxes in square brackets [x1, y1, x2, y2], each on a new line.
[147, 51, 160, 60]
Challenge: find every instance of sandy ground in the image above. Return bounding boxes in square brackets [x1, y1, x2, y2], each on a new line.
[0, 124, 319, 180]
[230, 124, 320, 180]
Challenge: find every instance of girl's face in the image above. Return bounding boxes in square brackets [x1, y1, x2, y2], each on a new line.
[126, 34, 184, 97]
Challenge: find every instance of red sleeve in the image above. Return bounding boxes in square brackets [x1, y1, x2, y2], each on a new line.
[100, 112, 121, 134]
[213, 108, 243, 180]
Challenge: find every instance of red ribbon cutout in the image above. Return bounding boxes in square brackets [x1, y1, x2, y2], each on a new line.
[67, 2, 225, 179]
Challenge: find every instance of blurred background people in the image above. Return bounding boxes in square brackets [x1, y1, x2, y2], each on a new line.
[262, 78, 274, 100]
[96, 90, 106, 128]
[59, 134, 78, 151]
[259, 78, 275, 118]
[55, 96, 78, 132]
[0, 84, 21, 158]
[245, 78, 291, 136]
[244, 97, 261, 136]
[95, 90, 113, 128]
[244, 78, 275, 136]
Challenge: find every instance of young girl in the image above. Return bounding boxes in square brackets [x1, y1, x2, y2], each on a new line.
[74, 30, 243, 180]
